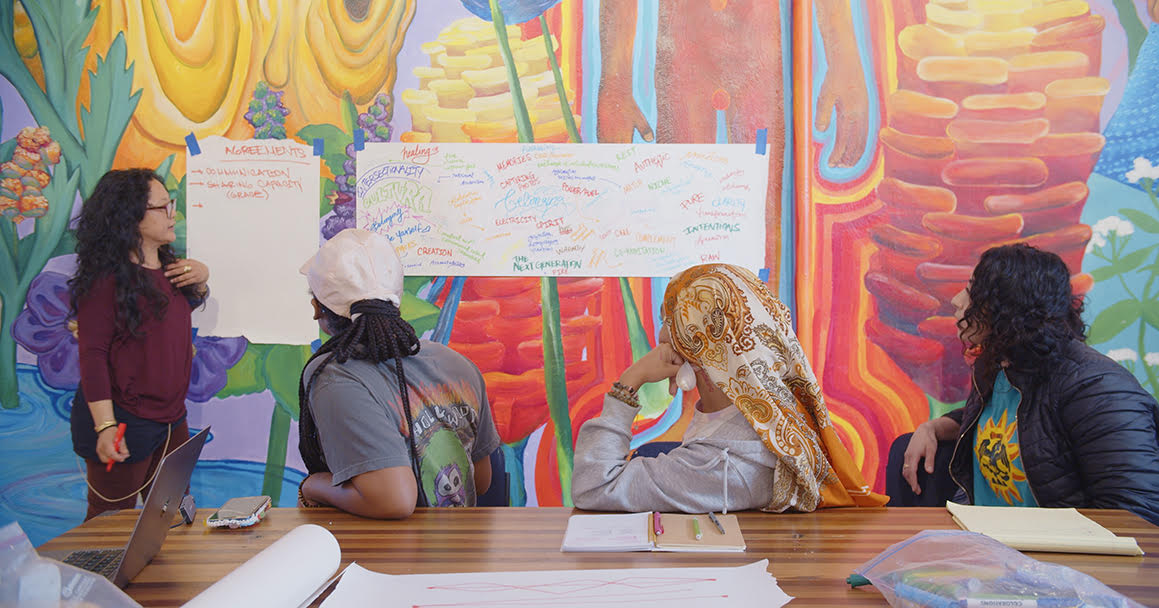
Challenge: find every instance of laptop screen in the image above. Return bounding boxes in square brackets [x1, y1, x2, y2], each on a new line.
[113, 426, 210, 587]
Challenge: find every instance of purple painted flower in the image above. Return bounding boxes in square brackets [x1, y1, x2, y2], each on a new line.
[459, 0, 561, 24]
[188, 335, 247, 402]
[12, 271, 79, 390]
[12, 270, 247, 400]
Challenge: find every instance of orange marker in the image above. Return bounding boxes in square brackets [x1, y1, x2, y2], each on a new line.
[107, 423, 127, 472]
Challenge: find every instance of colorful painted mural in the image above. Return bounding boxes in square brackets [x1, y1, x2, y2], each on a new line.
[0, 0, 1155, 547]
[802, 0, 1159, 486]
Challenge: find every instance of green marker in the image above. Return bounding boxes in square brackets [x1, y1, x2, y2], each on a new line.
[692, 517, 702, 540]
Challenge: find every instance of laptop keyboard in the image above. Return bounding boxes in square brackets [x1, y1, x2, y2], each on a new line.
[62, 548, 124, 578]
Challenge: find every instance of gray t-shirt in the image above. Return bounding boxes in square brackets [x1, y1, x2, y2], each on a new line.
[303, 340, 501, 507]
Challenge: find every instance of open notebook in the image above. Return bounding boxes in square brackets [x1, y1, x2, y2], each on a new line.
[946, 501, 1144, 556]
[561, 512, 746, 553]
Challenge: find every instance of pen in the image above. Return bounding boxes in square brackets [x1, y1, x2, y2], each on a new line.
[653, 511, 664, 536]
[692, 517, 702, 540]
[106, 423, 127, 472]
[707, 511, 725, 534]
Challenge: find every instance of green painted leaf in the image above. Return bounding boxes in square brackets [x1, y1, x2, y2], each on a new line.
[155, 153, 176, 187]
[296, 124, 351, 178]
[340, 92, 358, 135]
[22, 160, 79, 279]
[1090, 244, 1157, 282]
[404, 276, 434, 295]
[218, 344, 266, 398]
[319, 178, 337, 216]
[1142, 300, 1159, 332]
[172, 210, 187, 258]
[400, 291, 440, 337]
[78, 33, 141, 197]
[618, 278, 671, 417]
[927, 395, 966, 419]
[20, 0, 97, 138]
[1120, 208, 1159, 234]
[0, 138, 16, 164]
[172, 175, 188, 256]
[264, 344, 313, 420]
[1088, 299, 1142, 344]
[49, 229, 77, 259]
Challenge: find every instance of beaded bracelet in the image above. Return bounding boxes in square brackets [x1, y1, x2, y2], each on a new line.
[297, 476, 324, 508]
[607, 381, 641, 408]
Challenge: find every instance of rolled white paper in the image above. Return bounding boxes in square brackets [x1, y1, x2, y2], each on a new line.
[183, 524, 340, 608]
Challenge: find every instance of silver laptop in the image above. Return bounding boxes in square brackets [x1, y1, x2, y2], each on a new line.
[43, 426, 209, 588]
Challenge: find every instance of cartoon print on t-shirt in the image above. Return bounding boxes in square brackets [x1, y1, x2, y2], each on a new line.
[419, 428, 473, 506]
[433, 463, 467, 506]
[974, 410, 1027, 505]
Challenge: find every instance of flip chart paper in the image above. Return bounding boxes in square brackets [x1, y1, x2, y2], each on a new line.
[321, 560, 792, 608]
[183, 524, 340, 608]
[187, 136, 320, 344]
[356, 143, 768, 277]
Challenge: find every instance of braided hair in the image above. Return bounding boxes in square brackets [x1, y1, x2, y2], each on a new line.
[298, 298, 427, 505]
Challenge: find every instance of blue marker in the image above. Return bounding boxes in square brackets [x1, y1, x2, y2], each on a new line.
[893, 583, 957, 608]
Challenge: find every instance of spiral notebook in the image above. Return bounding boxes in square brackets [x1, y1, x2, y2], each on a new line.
[561, 512, 746, 553]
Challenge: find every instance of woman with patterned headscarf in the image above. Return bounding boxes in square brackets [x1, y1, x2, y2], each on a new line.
[573, 263, 887, 513]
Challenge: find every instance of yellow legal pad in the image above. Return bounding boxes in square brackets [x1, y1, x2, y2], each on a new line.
[946, 501, 1144, 556]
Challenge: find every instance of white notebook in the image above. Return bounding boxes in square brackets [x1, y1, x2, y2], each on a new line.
[561, 512, 746, 553]
[946, 501, 1143, 556]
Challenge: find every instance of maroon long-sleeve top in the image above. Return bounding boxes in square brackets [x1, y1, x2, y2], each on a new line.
[76, 268, 193, 423]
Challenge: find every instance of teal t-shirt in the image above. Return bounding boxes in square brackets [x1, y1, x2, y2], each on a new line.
[973, 370, 1038, 507]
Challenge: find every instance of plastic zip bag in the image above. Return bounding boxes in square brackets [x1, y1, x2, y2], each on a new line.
[0, 521, 142, 608]
[854, 530, 1144, 608]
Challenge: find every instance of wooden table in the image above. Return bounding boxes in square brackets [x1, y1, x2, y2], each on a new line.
[39, 507, 1159, 607]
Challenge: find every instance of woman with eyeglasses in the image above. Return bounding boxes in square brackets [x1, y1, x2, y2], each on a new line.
[68, 168, 210, 519]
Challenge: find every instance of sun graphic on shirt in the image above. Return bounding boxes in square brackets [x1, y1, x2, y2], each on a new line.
[974, 411, 1028, 505]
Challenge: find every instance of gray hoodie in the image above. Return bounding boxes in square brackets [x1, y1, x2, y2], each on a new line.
[571, 395, 779, 512]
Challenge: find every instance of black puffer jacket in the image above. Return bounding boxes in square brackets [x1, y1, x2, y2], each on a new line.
[944, 339, 1159, 525]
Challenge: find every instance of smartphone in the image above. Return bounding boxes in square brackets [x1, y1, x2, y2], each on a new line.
[206, 496, 271, 529]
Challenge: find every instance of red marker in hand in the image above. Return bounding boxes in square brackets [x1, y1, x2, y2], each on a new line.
[107, 423, 127, 472]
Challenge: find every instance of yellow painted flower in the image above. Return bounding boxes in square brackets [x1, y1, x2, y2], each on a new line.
[74, 0, 415, 173]
[401, 17, 579, 144]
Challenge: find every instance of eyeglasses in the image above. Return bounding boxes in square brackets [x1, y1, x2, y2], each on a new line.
[146, 199, 176, 217]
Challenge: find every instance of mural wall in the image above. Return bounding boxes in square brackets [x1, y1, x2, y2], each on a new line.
[803, 0, 1159, 484]
[0, 0, 1155, 545]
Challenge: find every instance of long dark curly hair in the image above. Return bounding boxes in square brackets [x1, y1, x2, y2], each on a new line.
[68, 168, 202, 334]
[298, 298, 427, 505]
[960, 243, 1086, 394]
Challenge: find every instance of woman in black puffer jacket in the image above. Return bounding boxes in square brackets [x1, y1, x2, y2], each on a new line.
[901, 243, 1159, 525]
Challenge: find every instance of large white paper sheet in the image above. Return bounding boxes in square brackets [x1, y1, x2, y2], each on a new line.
[187, 136, 320, 344]
[321, 560, 792, 608]
[356, 143, 768, 277]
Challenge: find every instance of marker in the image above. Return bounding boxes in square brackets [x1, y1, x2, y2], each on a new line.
[692, 517, 702, 540]
[106, 423, 127, 472]
[846, 574, 871, 588]
[708, 511, 725, 534]
[653, 511, 664, 536]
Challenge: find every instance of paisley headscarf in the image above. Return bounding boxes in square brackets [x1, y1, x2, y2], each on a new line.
[661, 264, 888, 511]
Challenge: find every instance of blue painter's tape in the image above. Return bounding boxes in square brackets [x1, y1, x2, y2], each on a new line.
[758, 268, 770, 282]
[353, 128, 365, 151]
[185, 133, 201, 156]
[313, 138, 324, 156]
[755, 128, 768, 155]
